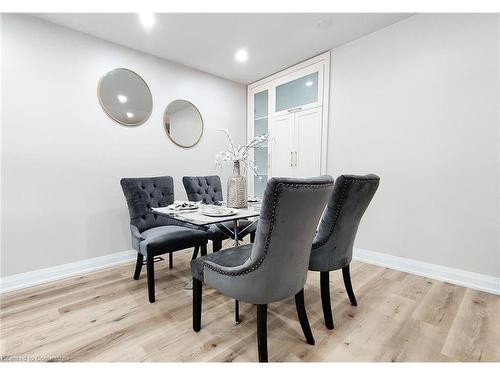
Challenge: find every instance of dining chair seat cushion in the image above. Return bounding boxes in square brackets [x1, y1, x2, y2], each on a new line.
[191, 244, 253, 282]
[206, 219, 255, 241]
[139, 225, 209, 256]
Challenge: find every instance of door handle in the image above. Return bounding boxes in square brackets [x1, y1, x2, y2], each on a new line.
[287, 107, 302, 113]
[294, 151, 298, 167]
[290, 151, 293, 167]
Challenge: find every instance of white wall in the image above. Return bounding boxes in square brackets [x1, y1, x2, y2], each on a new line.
[329, 14, 500, 277]
[1, 14, 246, 277]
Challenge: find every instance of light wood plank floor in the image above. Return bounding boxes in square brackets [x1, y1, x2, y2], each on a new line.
[1, 247, 499, 362]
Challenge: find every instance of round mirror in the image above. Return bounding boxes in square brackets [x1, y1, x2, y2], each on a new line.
[98, 68, 153, 126]
[163, 100, 203, 148]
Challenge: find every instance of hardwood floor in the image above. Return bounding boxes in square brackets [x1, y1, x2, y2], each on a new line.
[1, 247, 499, 362]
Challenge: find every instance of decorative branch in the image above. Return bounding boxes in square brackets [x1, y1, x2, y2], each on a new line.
[215, 129, 271, 176]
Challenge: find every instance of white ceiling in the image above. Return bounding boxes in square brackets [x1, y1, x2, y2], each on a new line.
[34, 13, 413, 84]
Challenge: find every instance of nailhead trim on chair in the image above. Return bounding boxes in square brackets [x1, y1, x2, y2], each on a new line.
[311, 177, 379, 250]
[203, 180, 335, 277]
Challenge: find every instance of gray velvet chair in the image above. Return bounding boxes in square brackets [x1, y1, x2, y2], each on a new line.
[120, 176, 209, 303]
[182, 175, 256, 251]
[309, 174, 380, 329]
[191, 176, 334, 362]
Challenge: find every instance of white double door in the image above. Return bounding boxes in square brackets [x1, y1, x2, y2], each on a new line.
[269, 106, 323, 178]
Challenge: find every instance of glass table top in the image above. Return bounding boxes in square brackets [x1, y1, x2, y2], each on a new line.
[152, 203, 261, 226]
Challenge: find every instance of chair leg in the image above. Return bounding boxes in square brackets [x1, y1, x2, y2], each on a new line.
[212, 240, 222, 252]
[193, 278, 202, 332]
[320, 271, 334, 329]
[235, 300, 240, 323]
[169, 252, 173, 269]
[294, 289, 315, 345]
[342, 265, 357, 306]
[201, 242, 207, 256]
[191, 246, 200, 260]
[257, 304, 268, 362]
[250, 232, 255, 243]
[133, 253, 143, 280]
[147, 256, 155, 303]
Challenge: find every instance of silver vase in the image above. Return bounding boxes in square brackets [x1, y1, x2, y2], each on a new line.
[227, 161, 247, 208]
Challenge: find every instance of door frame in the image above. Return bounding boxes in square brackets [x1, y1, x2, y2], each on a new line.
[247, 51, 330, 194]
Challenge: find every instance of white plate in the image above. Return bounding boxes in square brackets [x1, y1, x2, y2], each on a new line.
[173, 206, 198, 211]
[201, 209, 237, 217]
[166, 204, 198, 211]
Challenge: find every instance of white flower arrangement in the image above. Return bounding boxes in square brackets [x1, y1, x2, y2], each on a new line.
[215, 128, 270, 176]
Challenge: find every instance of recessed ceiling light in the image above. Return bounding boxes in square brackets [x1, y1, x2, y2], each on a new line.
[139, 13, 155, 30]
[235, 49, 248, 63]
[117, 94, 128, 103]
[126, 112, 134, 118]
[305, 81, 313, 87]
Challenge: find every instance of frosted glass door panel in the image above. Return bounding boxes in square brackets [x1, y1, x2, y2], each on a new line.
[275, 72, 318, 112]
[295, 107, 322, 177]
[254, 118, 268, 137]
[254, 90, 268, 119]
[254, 146, 268, 174]
[253, 89, 269, 197]
[254, 175, 268, 198]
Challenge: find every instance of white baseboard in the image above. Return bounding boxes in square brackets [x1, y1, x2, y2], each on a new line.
[1, 247, 498, 296]
[0, 250, 136, 294]
[353, 248, 500, 295]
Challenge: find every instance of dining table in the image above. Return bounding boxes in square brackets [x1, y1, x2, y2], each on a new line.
[152, 201, 261, 323]
[152, 202, 261, 247]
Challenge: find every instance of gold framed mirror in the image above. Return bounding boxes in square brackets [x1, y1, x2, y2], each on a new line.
[163, 100, 203, 148]
[97, 68, 153, 126]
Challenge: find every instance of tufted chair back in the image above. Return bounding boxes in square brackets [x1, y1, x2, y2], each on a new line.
[309, 174, 380, 272]
[182, 176, 224, 204]
[120, 176, 177, 233]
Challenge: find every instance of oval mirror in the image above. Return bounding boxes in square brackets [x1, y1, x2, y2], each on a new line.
[163, 100, 203, 148]
[98, 68, 153, 126]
